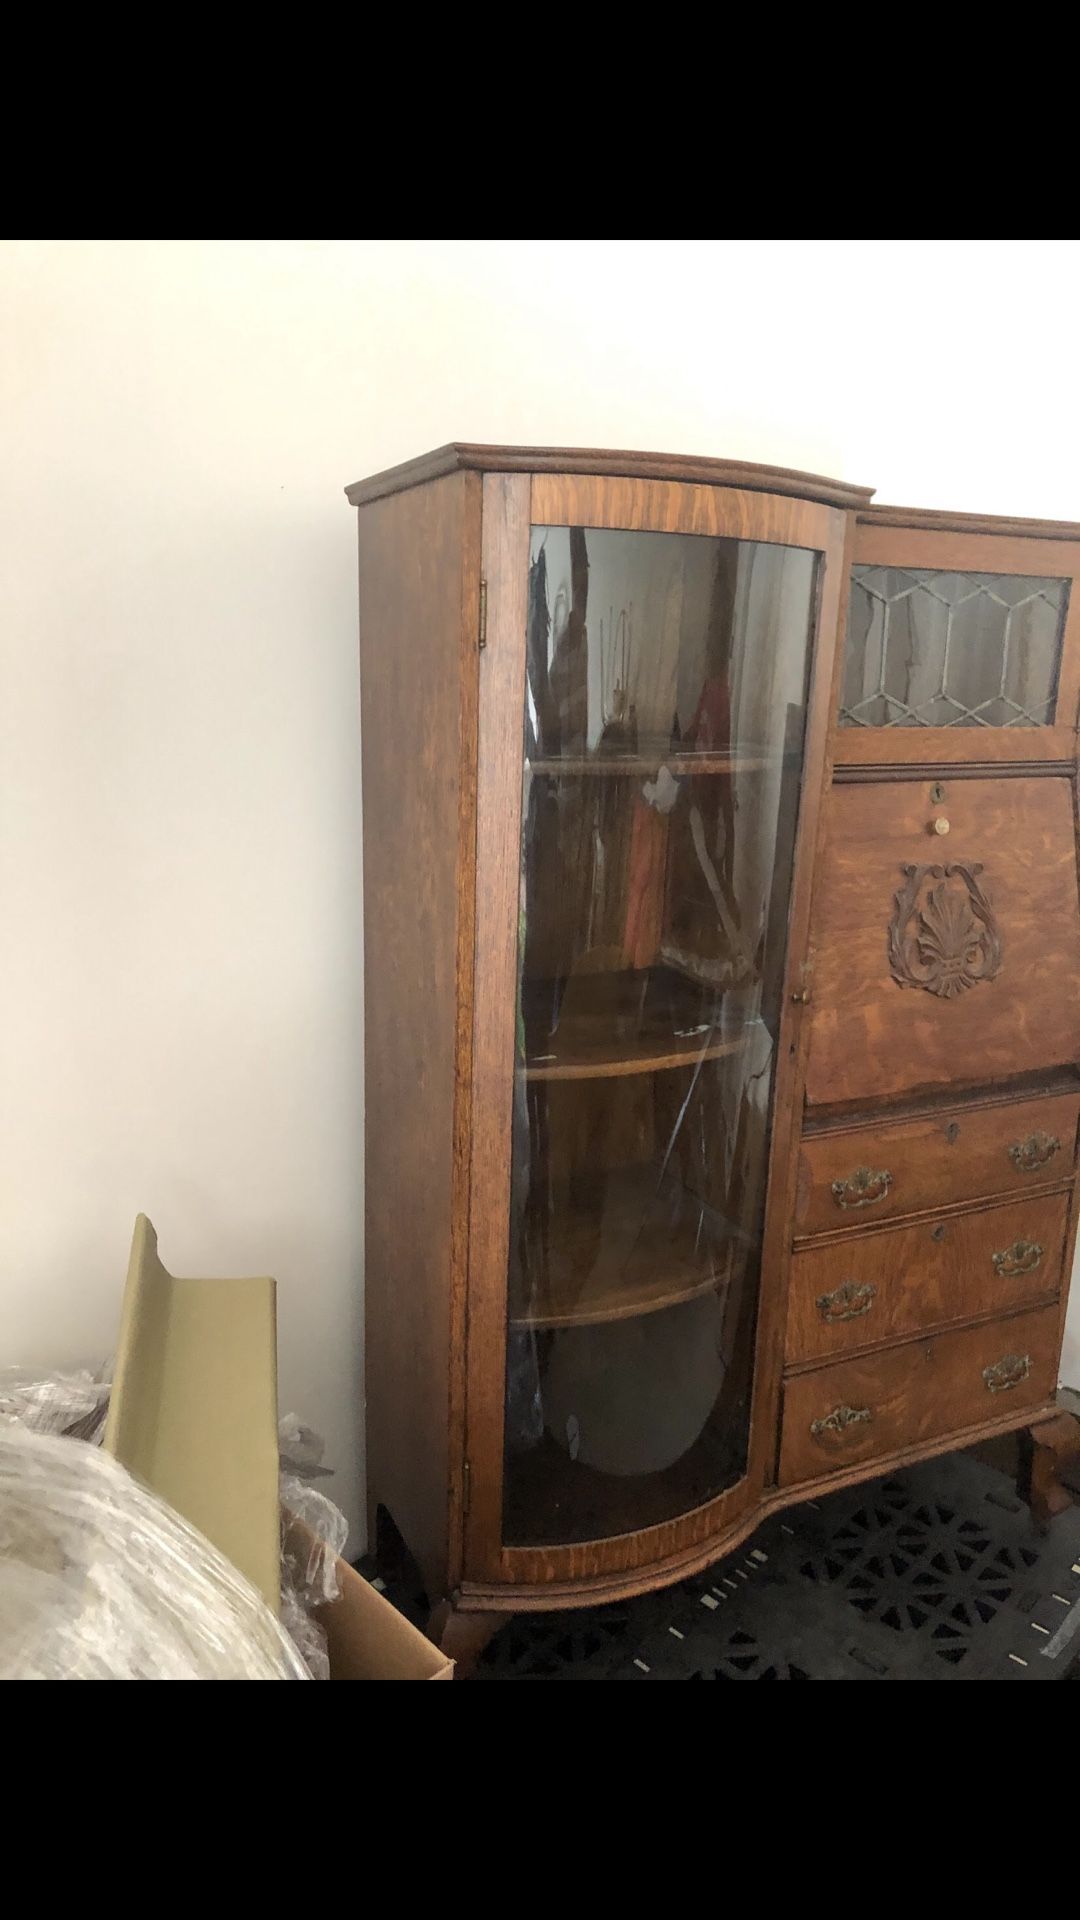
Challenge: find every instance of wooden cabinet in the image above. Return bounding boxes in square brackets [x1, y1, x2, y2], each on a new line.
[347, 446, 1080, 1671]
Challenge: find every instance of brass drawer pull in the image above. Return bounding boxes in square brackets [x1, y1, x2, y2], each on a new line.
[831, 1166, 892, 1210]
[982, 1353, 1032, 1394]
[816, 1281, 877, 1324]
[991, 1239, 1044, 1279]
[1009, 1132, 1061, 1174]
[810, 1403, 873, 1439]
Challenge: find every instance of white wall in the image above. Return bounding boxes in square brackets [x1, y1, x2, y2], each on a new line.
[2, 238, 1079, 1545]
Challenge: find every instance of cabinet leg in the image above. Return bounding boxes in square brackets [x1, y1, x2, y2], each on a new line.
[1017, 1414, 1080, 1532]
[427, 1600, 508, 1680]
[368, 1499, 412, 1584]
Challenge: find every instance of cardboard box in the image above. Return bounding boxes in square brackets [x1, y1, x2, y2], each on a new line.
[318, 1557, 452, 1681]
[104, 1214, 452, 1679]
[284, 1510, 453, 1680]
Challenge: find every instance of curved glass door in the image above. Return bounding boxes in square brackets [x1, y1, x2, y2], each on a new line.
[502, 524, 819, 1547]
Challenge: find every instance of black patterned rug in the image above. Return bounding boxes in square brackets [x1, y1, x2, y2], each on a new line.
[361, 1450, 1080, 1681]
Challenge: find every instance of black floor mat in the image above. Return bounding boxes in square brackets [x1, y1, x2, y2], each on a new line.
[361, 1451, 1080, 1680]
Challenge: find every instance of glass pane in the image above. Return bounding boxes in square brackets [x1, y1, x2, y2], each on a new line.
[502, 525, 819, 1547]
[840, 568, 1067, 728]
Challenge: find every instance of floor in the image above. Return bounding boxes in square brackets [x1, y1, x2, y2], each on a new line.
[362, 1447, 1080, 1680]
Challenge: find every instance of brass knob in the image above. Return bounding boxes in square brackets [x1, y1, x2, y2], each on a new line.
[932, 815, 950, 836]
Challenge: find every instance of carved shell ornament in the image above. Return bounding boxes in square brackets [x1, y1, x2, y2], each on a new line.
[887, 863, 1003, 1000]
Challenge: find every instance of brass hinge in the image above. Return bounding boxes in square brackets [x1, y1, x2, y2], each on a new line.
[478, 578, 487, 650]
[791, 948, 815, 1004]
[462, 1460, 471, 1517]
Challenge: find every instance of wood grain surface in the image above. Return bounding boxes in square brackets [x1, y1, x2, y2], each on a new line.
[357, 470, 481, 1600]
[785, 1189, 1069, 1365]
[795, 1088, 1080, 1234]
[779, 1303, 1061, 1485]
[805, 776, 1080, 1106]
[345, 443, 875, 511]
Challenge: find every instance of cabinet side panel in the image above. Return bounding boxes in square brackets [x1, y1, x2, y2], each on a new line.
[357, 472, 479, 1595]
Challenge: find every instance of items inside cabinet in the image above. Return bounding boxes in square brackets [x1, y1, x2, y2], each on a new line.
[502, 521, 818, 1545]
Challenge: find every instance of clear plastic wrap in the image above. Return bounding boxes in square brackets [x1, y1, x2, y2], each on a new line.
[0, 1425, 310, 1681]
[0, 1368, 352, 1679]
[0, 1365, 111, 1443]
[279, 1411, 336, 1482]
[278, 1415, 349, 1680]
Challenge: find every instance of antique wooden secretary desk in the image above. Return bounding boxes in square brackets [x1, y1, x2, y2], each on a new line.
[347, 446, 1080, 1671]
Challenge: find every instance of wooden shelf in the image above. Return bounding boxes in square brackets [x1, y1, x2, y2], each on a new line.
[511, 1265, 725, 1330]
[509, 1167, 753, 1331]
[522, 971, 761, 1083]
[526, 752, 773, 777]
[524, 1024, 753, 1081]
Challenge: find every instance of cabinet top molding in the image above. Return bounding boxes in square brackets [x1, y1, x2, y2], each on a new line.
[345, 445, 1080, 542]
[344, 443, 876, 511]
[860, 502, 1080, 541]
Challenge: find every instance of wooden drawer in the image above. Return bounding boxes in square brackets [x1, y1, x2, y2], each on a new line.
[805, 776, 1080, 1107]
[778, 1304, 1060, 1486]
[785, 1190, 1069, 1366]
[795, 1091, 1079, 1236]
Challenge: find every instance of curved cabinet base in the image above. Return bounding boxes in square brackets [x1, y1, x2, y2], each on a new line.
[449, 1401, 1061, 1620]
